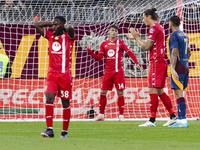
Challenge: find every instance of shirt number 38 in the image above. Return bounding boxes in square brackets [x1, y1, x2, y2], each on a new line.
[61, 90, 69, 98]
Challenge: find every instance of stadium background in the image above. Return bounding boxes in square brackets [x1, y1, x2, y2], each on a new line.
[0, 0, 200, 120]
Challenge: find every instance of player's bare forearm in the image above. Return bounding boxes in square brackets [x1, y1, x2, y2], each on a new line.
[171, 48, 179, 80]
[171, 48, 179, 69]
[135, 37, 153, 50]
[129, 28, 153, 50]
[65, 26, 74, 40]
[34, 22, 52, 36]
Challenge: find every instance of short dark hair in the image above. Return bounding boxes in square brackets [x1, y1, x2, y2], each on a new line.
[169, 15, 181, 27]
[143, 8, 159, 21]
[109, 25, 118, 30]
[54, 16, 66, 25]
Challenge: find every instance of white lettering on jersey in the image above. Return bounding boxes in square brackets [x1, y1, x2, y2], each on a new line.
[61, 90, 69, 98]
[107, 49, 115, 57]
[148, 35, 152, 39]
[52, 42, 61, 51]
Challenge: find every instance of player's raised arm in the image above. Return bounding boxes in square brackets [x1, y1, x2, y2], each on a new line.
[87, 43, 104, 62]
[33, 22, 52, 36]
[65, 25, 74, 40]
[127, 28, 154, 50]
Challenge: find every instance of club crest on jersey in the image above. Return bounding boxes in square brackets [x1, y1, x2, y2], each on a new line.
[107, 49, 115, 57]
[108, 42, 115, 45]
[150, 28, 155, 33]
[52, 42, 61, 51]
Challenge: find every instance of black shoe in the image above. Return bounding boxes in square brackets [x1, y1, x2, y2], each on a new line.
[60, 131, 68, 138]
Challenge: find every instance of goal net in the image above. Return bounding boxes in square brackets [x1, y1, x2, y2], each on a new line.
[0, 0, 199, 121]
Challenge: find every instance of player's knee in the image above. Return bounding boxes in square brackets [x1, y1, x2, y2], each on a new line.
[101, 90, 108, 94]
[45, 93, 56, 103]
[175, 93, 182, 99]
[174, 89, 183, 99]
[117, 90, 123, 95]
[46, 98, 54, 104]
[157, 89, 164, 95]
[62, 99, 70, 108]
[149, 89, 157, 94]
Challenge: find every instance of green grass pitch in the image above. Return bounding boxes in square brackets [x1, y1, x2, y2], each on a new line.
[0, 121, 200, 150]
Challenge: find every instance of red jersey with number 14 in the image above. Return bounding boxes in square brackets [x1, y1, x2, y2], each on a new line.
[44, 29, 74, 73]
[147, 23, 165, 62]
[99, 38, 138, 72]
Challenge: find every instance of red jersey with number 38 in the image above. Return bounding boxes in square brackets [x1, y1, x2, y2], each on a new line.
[44, 29, 74, 73]
[147, 23, 166, 62]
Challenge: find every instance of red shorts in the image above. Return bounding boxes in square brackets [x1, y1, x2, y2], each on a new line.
[45, 72, 72, 100]
[101, 70, 125, 91]
[148, 60, 167, 88]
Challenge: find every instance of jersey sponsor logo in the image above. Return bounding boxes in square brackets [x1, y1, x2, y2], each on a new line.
[107, 49, 115, 57]
[52, 42, 61, 51]
[150, 28, 155, 33]
[108, 42, 115, 45]
[148, 35, 152, 38]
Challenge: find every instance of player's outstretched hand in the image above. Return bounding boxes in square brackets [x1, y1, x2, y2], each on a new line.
[137, 64, 143, 70]
[87, 43, 91, 51]
[87, 43, 91, 49]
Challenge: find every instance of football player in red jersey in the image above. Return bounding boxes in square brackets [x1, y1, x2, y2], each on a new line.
[127, 8, 176, 127]
[34, 16, 74, 138]
[87, 25, 141, 121]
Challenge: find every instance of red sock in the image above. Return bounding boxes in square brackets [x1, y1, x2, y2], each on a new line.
[159, 92, 175, 115]
[99, 93, 107, 114]
[63, 106, 71, 131]
[149, 94, 159, 118]
[118, 94, 124, 115]
[46, 103, 54, 128]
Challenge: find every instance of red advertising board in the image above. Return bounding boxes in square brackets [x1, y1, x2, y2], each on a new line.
[0, 78, 199, 120]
